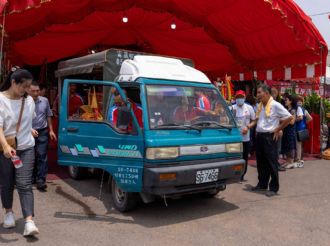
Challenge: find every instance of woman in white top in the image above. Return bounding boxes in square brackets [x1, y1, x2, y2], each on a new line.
[295, 96, 312, 167]
[0, 68, 39, 236]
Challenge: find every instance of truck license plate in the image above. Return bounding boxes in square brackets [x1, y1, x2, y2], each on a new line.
[196, 169, 219, 184]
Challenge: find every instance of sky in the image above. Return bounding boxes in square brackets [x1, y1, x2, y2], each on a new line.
[294, 0, 330, 46]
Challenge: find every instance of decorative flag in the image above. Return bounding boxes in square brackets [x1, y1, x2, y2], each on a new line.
[221, 82, 227, 99]
[90, 86, 102, 120]
[225, 74, 234, 100]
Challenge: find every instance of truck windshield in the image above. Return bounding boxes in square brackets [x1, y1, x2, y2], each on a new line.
[146, 85, 235, 130]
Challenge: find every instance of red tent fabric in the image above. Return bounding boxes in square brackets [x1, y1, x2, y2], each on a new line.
[1, 0, 328, 78]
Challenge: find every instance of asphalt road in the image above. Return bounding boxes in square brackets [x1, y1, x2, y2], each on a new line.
[1, 160, 330, 246]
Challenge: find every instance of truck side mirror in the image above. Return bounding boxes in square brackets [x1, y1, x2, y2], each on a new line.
[117, 104, 131, 131]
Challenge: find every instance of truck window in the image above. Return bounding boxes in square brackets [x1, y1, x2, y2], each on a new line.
[107, 87, 143, 133]
[66, 83, 143, 134]
[146, 85, 234, 129]
[67, 83, 109, 122]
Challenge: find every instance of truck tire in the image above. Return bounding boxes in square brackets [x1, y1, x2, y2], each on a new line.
[111, 178, 138, 212]
[68, 166, 88, 180]
[202, 189, 221, 198]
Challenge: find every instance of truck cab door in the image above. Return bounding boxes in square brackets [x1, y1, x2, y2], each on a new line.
[58, 79, 144, 192]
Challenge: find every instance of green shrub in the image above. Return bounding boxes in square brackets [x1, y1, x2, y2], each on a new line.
[304, 92, 330, 123]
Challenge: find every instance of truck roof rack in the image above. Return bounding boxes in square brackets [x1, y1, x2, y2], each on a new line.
[56, 49, 210, 84]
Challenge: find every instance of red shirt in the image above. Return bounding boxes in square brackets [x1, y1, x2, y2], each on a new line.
[196, 95, 211, 110]
[68, 94, 83, 116]
[174, 106, 204, 123]
[109, 101, 143, 130]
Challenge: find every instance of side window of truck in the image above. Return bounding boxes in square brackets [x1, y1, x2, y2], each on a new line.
[107, 86, 143, 133]
[67, 83, 112, 122]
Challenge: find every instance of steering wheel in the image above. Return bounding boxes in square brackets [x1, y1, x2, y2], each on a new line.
[191, 116, 212, 124]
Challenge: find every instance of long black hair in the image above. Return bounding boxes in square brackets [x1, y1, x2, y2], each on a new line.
[285, 94, 297, 110]
[0, 68, 33, 92]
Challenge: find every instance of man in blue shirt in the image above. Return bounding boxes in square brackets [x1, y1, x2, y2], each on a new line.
[29, 82, 56, 191]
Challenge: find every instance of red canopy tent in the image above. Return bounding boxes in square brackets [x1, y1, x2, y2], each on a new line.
[0, 0, 328, 80]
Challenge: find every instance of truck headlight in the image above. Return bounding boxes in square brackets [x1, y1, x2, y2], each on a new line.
[146, 147, 179, 160]
[226, 143, 242, 153]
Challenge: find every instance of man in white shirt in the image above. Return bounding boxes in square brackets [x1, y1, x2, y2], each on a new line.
[252, 84, 293, 197]
[232, 90, 256, 182]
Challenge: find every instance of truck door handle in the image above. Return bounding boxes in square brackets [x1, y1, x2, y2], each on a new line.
[67, 127, 79, 133]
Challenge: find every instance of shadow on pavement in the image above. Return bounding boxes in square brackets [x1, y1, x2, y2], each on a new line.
[127, 195, 239, 228]
[54, 176, 239, 228]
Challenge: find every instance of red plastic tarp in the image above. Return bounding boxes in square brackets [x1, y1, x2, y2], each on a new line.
[1, 0, 328, 78]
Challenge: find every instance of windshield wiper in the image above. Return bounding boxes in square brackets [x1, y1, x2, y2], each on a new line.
[154, 123, 201, 131]
[190, 121, 232, 131]
[154, 123, 181, 129]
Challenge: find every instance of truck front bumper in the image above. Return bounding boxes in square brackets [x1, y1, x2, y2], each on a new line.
[143, 158, 245, 196]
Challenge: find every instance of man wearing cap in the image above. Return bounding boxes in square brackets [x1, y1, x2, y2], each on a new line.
[252, 84, 292, 197]
[232, 90, 256, 182]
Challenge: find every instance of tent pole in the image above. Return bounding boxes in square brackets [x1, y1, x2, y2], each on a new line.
[0, 3, 7, 80]
[320, 44, 324, 154]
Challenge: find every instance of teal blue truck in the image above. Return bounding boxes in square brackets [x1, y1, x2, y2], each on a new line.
[56, 49, 244, 212]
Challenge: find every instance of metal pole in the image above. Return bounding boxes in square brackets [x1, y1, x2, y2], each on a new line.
[0, 4, 7, 79]
[320, 45, 324, 154]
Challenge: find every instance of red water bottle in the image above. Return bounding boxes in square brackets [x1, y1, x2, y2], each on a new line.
[11, 155, 23, 169]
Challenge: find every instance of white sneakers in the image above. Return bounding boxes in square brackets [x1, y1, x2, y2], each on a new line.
[285, 161, 304, 169]
[3, 212, 39, 237]
[23, 220, 39, 237]
[285, 163, 296, 169]
[297, 160, 304, 168]
[3, 212, 16, 228]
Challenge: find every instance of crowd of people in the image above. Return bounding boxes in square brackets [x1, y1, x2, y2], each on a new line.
[0, 67, 315, 237]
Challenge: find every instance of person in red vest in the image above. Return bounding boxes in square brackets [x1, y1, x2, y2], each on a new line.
[108, 90, 143, 131]
[195, 89, 211, 110]
[68, 84, 84, 116]
[174, 97, 215, 124]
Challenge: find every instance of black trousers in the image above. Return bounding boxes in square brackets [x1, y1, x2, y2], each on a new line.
[242, 141, 250, 180]
[256, 132, 279, 192]
[33, 128, 49, 184]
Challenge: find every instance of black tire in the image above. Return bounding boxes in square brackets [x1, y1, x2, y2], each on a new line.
[68, 166, 88, 180]
[111, 178, 138, 212]
[202, 189, 221, 198]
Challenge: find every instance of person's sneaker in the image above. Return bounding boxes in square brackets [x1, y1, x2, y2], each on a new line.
[265, 191, 278, 197]
[285, 163, 296, 169]
[293, 162, 300, 168]
[23, 220, 39, 237]
[297, 161, 304, 168]
[3, 212, 16, 229]
[36, 183, 47, 191]
[251, 185, 267, 191]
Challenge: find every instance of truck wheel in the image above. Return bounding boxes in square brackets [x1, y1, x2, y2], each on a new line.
[202, 189, 221, 198]
[111, 178, 138, 212]
[68, 166, 88, 180]
[202, 184, 226, 198]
